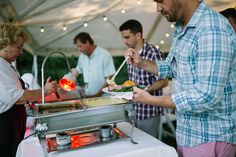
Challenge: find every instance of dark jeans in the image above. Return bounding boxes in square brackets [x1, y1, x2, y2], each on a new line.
[0, 105, 26, 157]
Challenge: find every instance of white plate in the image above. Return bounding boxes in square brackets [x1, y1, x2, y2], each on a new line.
[102, 87, 133, 96]
[102, 87, 133, 100]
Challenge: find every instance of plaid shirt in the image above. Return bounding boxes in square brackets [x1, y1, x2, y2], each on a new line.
[128, 41, 164, 120]
[157, 1, 236, 147]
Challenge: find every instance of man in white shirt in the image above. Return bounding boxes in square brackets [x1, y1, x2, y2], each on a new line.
[71, 32, 116, 97]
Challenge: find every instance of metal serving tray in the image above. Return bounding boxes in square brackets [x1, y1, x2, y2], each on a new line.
[32, 96, 133, 134]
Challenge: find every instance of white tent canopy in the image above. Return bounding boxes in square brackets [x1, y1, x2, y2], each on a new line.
[0, 0, 235, 56]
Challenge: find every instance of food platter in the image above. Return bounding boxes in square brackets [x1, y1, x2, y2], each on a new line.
[103, 84, 146, 95]
[102, 87, 133, 100]
[102, 84, 146, 100]
[102, 87, 133, 96]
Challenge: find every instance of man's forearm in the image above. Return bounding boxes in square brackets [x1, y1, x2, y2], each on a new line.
[138, 59, 158, 75]
[149, 95, 176, 109]
[147, 79, 168, 94]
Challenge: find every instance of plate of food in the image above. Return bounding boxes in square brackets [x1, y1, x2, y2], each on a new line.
[102, 86, 132, 96]
[102, 80, 146, 96]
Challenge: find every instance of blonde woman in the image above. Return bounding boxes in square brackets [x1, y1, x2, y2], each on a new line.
[0, 24, 58, 157]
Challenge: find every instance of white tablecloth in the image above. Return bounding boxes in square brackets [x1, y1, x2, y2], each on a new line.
[16, 122, 178, 157]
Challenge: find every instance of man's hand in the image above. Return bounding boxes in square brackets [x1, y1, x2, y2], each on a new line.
[133, 86, 176, 109]
[132, 86, 152, 104]
[71, 68, 79, 77]
[125, 48, 143, 67]
[63, 70, 77, 83]
[125, 48, 158, 75]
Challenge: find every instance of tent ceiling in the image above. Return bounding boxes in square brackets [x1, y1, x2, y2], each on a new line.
[0, 0, 235, 56]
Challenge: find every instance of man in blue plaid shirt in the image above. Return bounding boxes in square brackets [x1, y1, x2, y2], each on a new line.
[119, 19, 168, 138]
[127, 0, 236, 156]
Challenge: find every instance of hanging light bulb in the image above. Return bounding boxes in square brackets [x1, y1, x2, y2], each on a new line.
[165, 33, 170, 38]
[156, 45, 160, 49]
[137, 0, 141, 5]
[171, 24, 174, 28]
[160, 40, 164, 44]
[103, 15, 108, 21]
[121, 9, 125, 14]
[83, 21, 88, 27]
[62, 25, 67, 31]
[40, 26, 44, 33]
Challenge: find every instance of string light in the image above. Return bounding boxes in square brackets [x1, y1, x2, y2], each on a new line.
[160, 40, 164, 44]
[171, 24, 174, 28]
[62, 25, 67, 31]
[103, 15, 108, 21]
[137, 0, 141, 5]
[83, 21, 88, 27]
[40, 26, 44, 33]
[165, 33, 170, 38]
[121, 9, 126, 14]
[156, 45, 160, 49]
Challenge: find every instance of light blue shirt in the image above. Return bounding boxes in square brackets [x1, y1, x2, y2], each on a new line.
[157, 1, 236, 147]
[76, 46, 115, 96]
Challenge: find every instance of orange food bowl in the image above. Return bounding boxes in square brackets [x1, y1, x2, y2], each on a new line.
[59, 78, 76, 91]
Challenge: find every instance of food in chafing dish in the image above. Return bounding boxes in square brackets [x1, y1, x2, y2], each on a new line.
[81, 97, 127, 107]
[37, 102, 84, 114]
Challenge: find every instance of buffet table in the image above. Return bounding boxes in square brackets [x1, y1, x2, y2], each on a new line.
[16, 122, 178, 157]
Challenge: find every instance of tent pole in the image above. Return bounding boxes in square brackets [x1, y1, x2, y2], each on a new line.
[32, 54, 38, 84]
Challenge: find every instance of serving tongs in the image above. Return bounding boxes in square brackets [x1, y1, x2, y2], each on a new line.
[106, 57, 128, 86]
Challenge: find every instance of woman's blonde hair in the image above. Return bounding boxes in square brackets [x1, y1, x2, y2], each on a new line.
[0, 23, 29, 49]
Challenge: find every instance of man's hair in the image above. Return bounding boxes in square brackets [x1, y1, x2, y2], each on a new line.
[0, 24, 29, 49]
[119, 19, 143, 37]
[220, 8, 236, 23]
[73, 32, 94, 45]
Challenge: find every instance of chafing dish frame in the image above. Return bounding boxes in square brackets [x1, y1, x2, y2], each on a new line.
[32, 99, 133, 134]
[26, 98, 137, 157]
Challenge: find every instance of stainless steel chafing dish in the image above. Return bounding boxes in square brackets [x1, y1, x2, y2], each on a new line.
[26, 50, 137, 156]
[32, 96, 134, 133]
[26, 96, 136, 156]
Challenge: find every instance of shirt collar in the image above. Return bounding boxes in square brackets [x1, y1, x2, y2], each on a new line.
[89, 45, 98, 59]
[138, 48, 143, 54]
[187, 0, 206, 28]
[175, 1, 206, 35]
[139, 40, 148, 55]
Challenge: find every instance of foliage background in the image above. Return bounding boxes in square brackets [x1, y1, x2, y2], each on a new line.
[17, 50, 129, 86]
